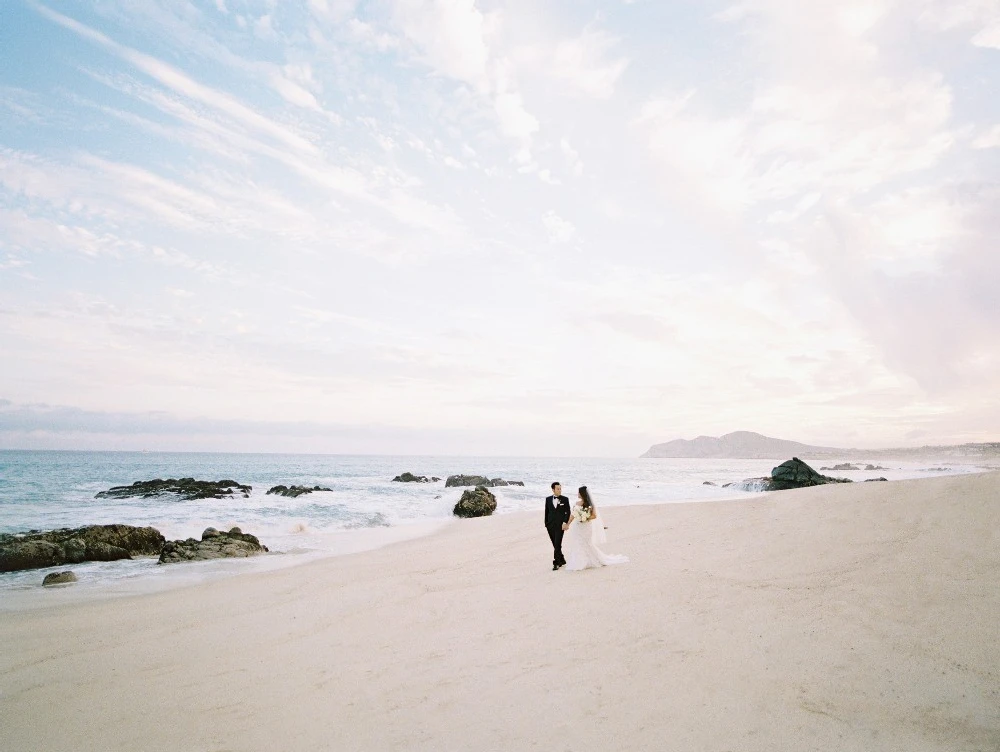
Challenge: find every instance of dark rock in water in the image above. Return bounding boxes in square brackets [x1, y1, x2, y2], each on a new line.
[266, 485, 332, 497]
[96, 478, 252, 500]
[0, 540, 63, 572]
[820, 463, 860, 471]
[85, 542, 132, 562]
[0, 525, 165, 573]
[768, 457, 853, 491]
[865, 477, 889, 482]
[453, 486, 497, 518]
[43, 571, 78, 586]
[446, 474, 491, 488]
[864, 464, 888, 471]
[703, 481, 717, 486]
[158, 526, 268, 564]
[924, 467, 951, 472]
[392, 473, 441, 483]
[446, 475, 524, 488]
[727, 458, 853, 493]
[64, 538, 87, 563]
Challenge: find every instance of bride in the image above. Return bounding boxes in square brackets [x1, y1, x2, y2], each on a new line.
[562, 486, 628, 571]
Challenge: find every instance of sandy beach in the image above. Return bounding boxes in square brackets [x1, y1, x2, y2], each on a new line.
[1, 472, 998, 751]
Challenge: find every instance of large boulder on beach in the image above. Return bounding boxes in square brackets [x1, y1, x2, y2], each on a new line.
[42, 571, 78, 586]
[453, 486, 497, 518]
[158, 526, 268, 564]
[95, 478, 252, 501]
[266, 485, 332, 497]
[0, 525, 165, 573]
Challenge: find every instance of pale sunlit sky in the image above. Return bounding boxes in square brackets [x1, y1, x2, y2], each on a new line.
[1, 0, 998, 456]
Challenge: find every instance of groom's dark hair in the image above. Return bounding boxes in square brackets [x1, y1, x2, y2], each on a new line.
[550, 481, 560, 490]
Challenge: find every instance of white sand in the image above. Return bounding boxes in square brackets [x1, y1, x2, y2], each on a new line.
[1, 472, 998, 751]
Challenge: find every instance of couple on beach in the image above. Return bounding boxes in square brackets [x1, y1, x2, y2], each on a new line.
[545, 482, 629, 571]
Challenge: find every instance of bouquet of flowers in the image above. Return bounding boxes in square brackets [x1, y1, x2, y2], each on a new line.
[573, 506, 593, 523]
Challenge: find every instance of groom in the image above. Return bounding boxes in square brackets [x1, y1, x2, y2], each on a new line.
[544, 481, 571, 570]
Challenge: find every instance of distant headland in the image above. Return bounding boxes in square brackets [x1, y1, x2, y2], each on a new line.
[640, 430, 1000, 460]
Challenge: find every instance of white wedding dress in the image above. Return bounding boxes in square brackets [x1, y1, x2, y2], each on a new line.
[563, 508, 628, 571]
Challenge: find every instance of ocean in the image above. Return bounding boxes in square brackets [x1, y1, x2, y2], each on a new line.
[0, 450, 985, 607]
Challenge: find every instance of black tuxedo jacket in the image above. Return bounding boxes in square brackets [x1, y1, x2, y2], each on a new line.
[544, 495, 571, 530]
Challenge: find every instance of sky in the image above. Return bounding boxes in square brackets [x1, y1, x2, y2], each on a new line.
[0, 0, 998, 456]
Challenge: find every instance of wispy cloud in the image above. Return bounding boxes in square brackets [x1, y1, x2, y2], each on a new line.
[0, 0, 997, 452]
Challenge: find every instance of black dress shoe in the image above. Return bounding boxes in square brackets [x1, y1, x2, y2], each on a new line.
[552, 564, 560, 571]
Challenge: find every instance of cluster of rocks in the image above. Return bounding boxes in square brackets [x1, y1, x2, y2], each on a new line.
[266, 485, 332, 497]
[95, 478, 252, 500]
[391, 473, 524, 487]
[1, 521, 271, 585]
[158, 527, 268, 564]
[0, 524, 165, 573]
[819, 463, 889, 471]
[392, 473, 441, 483]
[444, 474, 524, 488]
[453, 486, 497, 518]
[711, 458, 856, 492]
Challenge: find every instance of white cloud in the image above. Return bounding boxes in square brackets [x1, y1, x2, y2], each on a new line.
[348, 19, 400, 51]
[543, 210, 576, 243]
[393, 0, 491, 90]
[551, 27, 629, 99]
[973, 124, 1000, 149]
[494, 90, 539, 141]
[560, 139, 584, 177]
[269, 72, 319, 109]
[972, 19, 1000, 47]
[253, 14, 275, 39]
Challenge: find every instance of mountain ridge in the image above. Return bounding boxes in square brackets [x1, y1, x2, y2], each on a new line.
[640, 431, 1000, 460]
[640, 431, 837, 459]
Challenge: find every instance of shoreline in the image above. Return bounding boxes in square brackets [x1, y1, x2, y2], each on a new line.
[0, 517, 454, 613]
[2, 472, 998, 750]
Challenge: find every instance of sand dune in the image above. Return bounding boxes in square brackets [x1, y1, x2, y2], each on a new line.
[2, 472, 998, 751]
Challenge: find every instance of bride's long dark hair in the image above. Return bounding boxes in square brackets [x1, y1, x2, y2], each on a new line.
[578, 486, 594, 511]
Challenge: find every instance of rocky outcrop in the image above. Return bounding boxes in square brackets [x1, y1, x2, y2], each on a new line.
[392, 473, 441, 483]
[865, 477, 888, 482]
[732, 458, 852, 493]
[446, 474, 491, 487]
[266, 485, 332, 497]
[453, 487, 497, 518]
[821, 463, 860, 471]
[158, 527, 268, 564]
[42, 571, 77, 586]
[769, 457, 852, 490]
[96, 478, 252, 500]
[0, 525, 165, 573]
[864, 464, 888, 471]
[445, 475, 524, 488]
